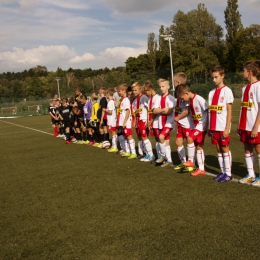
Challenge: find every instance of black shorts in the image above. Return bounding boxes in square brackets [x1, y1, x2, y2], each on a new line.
[51, 118, 57, 125]
[63, 120, 72, 128]
[100, 119, 107, 127]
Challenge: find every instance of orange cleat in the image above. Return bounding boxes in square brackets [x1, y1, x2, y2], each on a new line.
[182, 160, 194, 167]
[190, 168, 206, 176]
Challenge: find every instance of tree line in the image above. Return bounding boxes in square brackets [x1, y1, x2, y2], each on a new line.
[0, 0, 259, 102]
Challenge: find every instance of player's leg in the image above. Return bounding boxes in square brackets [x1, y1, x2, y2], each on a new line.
[252, 143, 260, 186]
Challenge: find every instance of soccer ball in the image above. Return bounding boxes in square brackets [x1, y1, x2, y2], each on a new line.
[102, 141, 111, 149]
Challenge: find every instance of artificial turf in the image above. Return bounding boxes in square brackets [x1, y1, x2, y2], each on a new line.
[1, 100, 260, 259]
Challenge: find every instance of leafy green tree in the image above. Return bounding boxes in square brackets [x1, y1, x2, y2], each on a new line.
[224, 0, 243, 72]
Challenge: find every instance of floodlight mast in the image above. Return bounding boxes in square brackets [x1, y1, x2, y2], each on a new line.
[160, 34, 174, 92]
[55, 77, 61, 99]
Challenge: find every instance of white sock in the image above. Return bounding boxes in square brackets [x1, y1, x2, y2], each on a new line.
[119, 135, 125, 150]
[125, 139, 130, 153]
[138, 140, 144, 155]
[156, 142, 161, 157]
[112, 135, 118, 149]
[197, 150, 205, 170]
[217, 153, 224, 173]
[159, 142, 166, 157]
[129, 139, 136, 154]
[165, 145, 172, 162]
[187, 143, 195, 162]
[143, 139, 153, 156]
[245, 153, 255, 177]
[177, 146, 186, 163]
[223, 152, 232, 176]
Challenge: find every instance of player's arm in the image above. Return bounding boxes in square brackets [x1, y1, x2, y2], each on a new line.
[223, 103, 232, 138]
[251, 103, 260, 138]
[174, 107, 189, 122]
[123, 109, 130, 127]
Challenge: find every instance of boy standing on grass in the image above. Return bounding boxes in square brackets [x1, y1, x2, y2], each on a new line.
[177, 84, 208, 176]
[132, 82, 154, 162]
[59, 97, 73, 144]
[80, 95, 92, 144]
[208, 65, 234, 182]
[144, 80, 161, 162]
[104, 88, 118, 153]
[153, 79, 176, 167]
[49, 99, 59, 137]
[173, 72, 195, 172]
[117, 84, 137, 159]
[238, 60, 260, 186]
[88, 93, 100, 147]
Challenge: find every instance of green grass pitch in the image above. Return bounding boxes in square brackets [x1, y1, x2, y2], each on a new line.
[1, 99, 260, 259]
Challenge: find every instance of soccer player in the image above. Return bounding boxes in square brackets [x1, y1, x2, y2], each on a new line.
[153, 79, 176, 167]
[98, 87, 109, 146]
[88, 93, 100, 147]
[177, 84, 208, 176]
[117, 83, 137, 159]
[208, 65, 234, 182]
[173, 72, 195, 172]
[132, 82, 154, 162]
[80, 95, 92, 144]
[104, 88, 118, 152]
[144, 80, 161, 162]
[48, 99, 59, 137]
[238, 60, 260, 186]
[59, 97, 73, 144]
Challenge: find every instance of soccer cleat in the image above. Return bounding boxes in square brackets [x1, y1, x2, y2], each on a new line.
[85, 140, 90, 144]
[156, 156, 165, 164]
[182, 166, 196, 173]
[252, 176, 260, 186]
[128, 154, 137, 159]
[65, 140, 71, 144]
[96, 143, 103, 148]
[76, 140, 83, 144]
[190, 168, 206, 176]
[214, 173, 225, 181]
[88, 141, 95, 146]
[122, 152, 131, 157]
[239, 175, 255, 184]
[174, 163, 185, 170]
[119, 150, 125, 156]
[108, 147, 118, 153]
[137, 154, 145, 160]
[161, 161, 174, 167]
[71, 137, 76, 142]
[218, 174, 233, 183]
[53, 134, 59, 137]
[142, 155, 155, 162]
[182, 160, 194, 167]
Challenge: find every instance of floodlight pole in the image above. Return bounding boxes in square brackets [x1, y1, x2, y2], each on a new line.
[160, 34, 174, 92]
[55, 77, 61, 99]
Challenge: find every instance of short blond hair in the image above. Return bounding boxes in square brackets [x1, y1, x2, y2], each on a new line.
[118, 83, 128, 92]
[174, 72, 187, 84]
[143, 80, 154, 91]
[91, 93, 98, 101]
[157, 78, 169, 85]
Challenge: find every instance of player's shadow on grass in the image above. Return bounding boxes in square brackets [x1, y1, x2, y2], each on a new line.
[204, 155, 247, 178]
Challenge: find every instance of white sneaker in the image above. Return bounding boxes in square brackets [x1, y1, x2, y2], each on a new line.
[239, 174, 255, 184]
[142, 155, 155, 162]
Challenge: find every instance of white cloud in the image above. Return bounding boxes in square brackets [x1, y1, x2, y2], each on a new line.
[69, 53, 95, 64]
[0, 45, 146, 72]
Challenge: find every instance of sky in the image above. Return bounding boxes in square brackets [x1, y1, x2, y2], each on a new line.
[0, 0, 259, 73]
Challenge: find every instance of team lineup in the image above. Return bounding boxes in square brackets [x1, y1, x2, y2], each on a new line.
[49, 60, 260, 185]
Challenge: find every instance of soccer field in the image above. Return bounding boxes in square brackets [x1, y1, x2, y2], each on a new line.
[1, 105, 260, 259]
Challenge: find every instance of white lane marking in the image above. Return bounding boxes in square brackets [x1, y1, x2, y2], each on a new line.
[0, 119, 52, 136]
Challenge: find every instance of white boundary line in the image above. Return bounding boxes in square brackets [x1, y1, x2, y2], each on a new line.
[0, 119, 52, 136]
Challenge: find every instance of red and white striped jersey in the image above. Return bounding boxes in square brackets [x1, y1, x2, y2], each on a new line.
[117, 97, 132, 128]
[175, 98, 194, 129]
[190, 94, 208, 131]
[208, 86, 234, 131]
[238, 81, 260, 131]
[135, 94, 149, 123]
[154, 93, 175, 129]
[148, 93, 161, 128]
[107, 99, 117, 127]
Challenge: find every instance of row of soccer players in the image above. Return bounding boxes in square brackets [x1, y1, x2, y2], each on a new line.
[49, 60, 260, 185]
